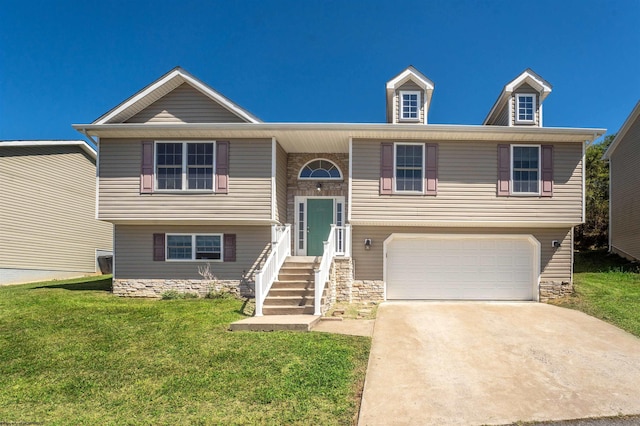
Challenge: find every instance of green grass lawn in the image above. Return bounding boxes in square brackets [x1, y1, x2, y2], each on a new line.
[551, 250, 640, 337]
[0, 276, 370, 425]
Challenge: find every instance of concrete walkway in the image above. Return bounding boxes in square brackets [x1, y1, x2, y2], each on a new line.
[358, 302, 640, 426]
[311, 318, 375, 337]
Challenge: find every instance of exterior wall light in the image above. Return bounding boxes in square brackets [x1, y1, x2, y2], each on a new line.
[316, 182, 322, 191]
[364, 238, 372, 250]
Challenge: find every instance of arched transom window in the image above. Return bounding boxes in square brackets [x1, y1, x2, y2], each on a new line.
[298, 159, 342, 180]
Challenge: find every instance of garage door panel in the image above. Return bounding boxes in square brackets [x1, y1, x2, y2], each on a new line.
[386, 235, 536, 300]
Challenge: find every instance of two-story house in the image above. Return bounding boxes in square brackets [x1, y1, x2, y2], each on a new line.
[0, 140, 113, 285]
[74, 66, 604, 315]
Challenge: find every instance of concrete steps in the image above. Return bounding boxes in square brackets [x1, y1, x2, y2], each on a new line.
[263, 256, 323, 316]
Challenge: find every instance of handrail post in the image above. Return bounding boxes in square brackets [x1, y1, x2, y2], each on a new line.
[345, 224, 351, 257]
[255, 273, 263, 317]
[314, 268, 322, 316]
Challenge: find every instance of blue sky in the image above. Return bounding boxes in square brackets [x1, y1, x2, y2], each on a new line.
[1, 0, 638, 143]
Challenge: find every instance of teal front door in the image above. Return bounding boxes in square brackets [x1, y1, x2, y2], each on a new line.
[306, 199, 333, 256]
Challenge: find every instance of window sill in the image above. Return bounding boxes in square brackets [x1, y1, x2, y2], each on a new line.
[152, 190, 215, 194]
[392, 191, 427, 196]
[165, 259, 223, 263]
[509, 192, 542, 197]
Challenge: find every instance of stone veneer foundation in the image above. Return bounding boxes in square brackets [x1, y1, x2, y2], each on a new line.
[327, 257, 384, 306]
[539, 281, 572, 302]
[113, 266, 569, 305]
[113, 278, 254, 298]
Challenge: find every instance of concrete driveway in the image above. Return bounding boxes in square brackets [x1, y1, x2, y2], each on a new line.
[358, 302, 640, 426]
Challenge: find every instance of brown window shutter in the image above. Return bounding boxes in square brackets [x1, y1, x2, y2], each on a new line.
[380, 143, 394, 195]
[141, 140, 154, 194]
[497, 144, 511, 196]
[153, 233, 165, 261]
[223, 234, 236, 262]
[541, 145, 553, 197]
[216, 141, 229, 194]
[424, 143, 438, 195]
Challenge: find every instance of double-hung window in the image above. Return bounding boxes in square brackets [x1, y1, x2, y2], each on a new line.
[395, 143, 424, 192]
[156, 141, 215, 191]
[400, 91, 420, 121]
[166, 234, 222, 261]
[516, 94, 535, 123]
[512, 145, 540, 194]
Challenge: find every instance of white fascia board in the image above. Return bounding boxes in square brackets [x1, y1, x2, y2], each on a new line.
[386, 67, 434, 91]
[0, 140, 96, 159]
[101, 218, 278, 226]
[348, 219, 580, 228]
[94, 68, 261, 125]
[602, 100, 640, 160]
[504, 69, 553, 101]
[94, 68, 184, 124]
[73, 122, 606, 143]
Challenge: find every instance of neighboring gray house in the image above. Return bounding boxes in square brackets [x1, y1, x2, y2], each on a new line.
[603, 101, 640, 262]
[74, 67, 604, 315]
[0, 140, 114, 285]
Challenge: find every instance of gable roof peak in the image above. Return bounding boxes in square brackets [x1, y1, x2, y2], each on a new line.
[504, 68, 553, 98]
[386, 65, 434, 91]
[93, 67, 261, 125]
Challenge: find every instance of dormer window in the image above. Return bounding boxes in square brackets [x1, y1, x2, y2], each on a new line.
[400, 91, 420, 121]
[516, 94, 536, 123]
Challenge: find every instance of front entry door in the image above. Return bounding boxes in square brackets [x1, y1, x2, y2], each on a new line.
[306, 199, 333, 256]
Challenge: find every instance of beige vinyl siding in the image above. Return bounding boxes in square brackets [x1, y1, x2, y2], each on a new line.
[351, 140, 583, 224]
[0, 146, 113, 273]
[275, 142, 288, 223]
[610, 113, 640, 261]
[351, 226, 572, 282]
[494, 102, 510, 126]
[125, 83, 247, 124]
[98, 138, 272, 221]
[114, 224, 270, 280]
[396, 81, 425, 124]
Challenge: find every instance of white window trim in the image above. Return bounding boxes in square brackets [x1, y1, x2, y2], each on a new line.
[510, 144, 541, 196]
[399, 90, 421, 122]
[393, 142, 425, 194]
[165, 233, 224, 262]
[294, 196, 345, 256]
[297, 158, 343, 180]
[515, 94, 536, 124]
[154, 140, 216, 192]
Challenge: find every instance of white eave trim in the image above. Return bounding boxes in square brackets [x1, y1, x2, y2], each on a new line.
[386, 67, 435, 91]
[348, 219, 581, 228]
[93, 67, 262, 125]
[99, 218, 278, 226]
[0, 140, 96, 159]
[602, 100, 640, 160]
[73, 122, 606, 143]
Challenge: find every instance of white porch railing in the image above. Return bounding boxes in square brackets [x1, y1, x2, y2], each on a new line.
[314, 224, 351, 315]
[255, 224, 291, 317]
[334, 224, 351, 257]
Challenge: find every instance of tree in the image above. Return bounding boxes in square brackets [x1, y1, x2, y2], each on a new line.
[575, 134, 614, 250]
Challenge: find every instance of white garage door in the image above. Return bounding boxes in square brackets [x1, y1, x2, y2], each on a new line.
[385, 235, 538, 300]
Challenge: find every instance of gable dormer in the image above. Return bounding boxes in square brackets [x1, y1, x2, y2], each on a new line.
[93, 67, 261, 125]
[484, 69, 552, 127]
[386, 66, 434, 124]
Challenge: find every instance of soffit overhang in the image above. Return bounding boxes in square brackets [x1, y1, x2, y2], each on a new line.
[74, 122, 605, 154]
